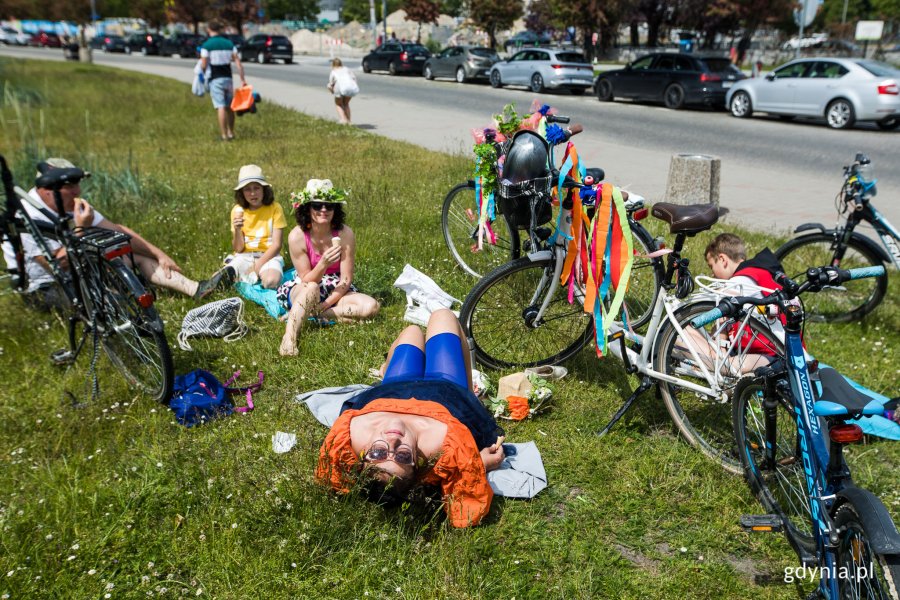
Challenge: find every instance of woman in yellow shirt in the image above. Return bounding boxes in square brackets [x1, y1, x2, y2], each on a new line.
[226, 164, 286, 289]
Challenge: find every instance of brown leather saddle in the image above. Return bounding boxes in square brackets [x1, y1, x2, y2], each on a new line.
[651, 202, 719, 235]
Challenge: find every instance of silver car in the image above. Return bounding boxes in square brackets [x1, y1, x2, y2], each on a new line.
[423, 46, 499, 83]
[489, 48, 594, 94]
[726, 57, 900, 130]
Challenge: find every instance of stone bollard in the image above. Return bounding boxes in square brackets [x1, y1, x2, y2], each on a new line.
[664, 153, 721, 205]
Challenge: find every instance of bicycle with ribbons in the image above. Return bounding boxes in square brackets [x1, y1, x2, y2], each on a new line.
[0, 155, 174, 403]
[691, 265, 899, 598]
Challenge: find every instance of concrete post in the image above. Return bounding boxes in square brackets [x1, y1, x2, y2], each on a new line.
[664, 153, 721, 205]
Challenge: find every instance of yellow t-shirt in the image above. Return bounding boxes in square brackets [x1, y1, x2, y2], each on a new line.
[231, 202, 287, 252]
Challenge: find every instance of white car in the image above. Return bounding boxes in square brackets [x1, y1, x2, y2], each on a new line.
[726, 57, 900, 130]
[489, 48, 594, 94]
[0, 26, 29, 46]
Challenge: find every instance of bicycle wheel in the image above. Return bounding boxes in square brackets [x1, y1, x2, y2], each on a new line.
[732, 375, 816, 555]
[99, 258, 174, 403]
[460, 256, 592, 369]
[442, 181, 520, 278]
[655, 300, 784, 474]
[621, 222, 663, 330]
[775, 233, 888, 323]
[833, 502, 900, 600]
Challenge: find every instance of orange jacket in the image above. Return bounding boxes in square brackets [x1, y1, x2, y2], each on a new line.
[316, 398, 493, 528]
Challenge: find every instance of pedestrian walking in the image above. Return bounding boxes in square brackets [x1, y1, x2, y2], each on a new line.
[199, 21, 247, 141]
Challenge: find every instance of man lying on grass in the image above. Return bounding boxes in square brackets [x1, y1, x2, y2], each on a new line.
[316, 309, 506, 527]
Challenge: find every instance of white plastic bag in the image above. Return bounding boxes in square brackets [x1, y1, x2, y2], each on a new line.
[392, 264, 461, 326]
[177, 297, 248, 351]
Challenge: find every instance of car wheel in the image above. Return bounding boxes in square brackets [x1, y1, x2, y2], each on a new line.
[424, 65, 434, 80]
[284, 57, 293, 64]
[490, 70, 502, 88]
[596, 78, 613, 101]
[663, 83, 685, 109]
[456, 67, 466, 84]
[388, 61, 397, 75]
[362, 59, 371, 73]
[825, 98, 855, 129]
[570, 87, 585, 96]
[876, 116, 899, 131]
[257, 51, 267, 64]
[530, 73, 545, 93]
[729, 91, 752, 118]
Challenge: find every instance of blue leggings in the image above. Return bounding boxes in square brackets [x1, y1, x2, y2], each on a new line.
[382, 332, 468, 389]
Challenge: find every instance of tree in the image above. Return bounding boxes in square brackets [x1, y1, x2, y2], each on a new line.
[267, 0, 319, 21]
[169, 0, 212, 33]
[636, 0, 674, 46]
[213, 0, 256, 31]
[404, 0, 439, 41]
[548, 0, 628, 60]
[340, 0, 403, 25]
[132, 0, 168, 29]
[524, 0, 557, 37]
[439, 0, 463, 18]
[467, 0, 522, 49]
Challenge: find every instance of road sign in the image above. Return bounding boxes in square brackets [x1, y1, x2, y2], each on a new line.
[855, 21, 884, 41]
[793, 0, 822, 28]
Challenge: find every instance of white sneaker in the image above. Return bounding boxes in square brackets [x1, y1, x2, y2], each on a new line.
[524, 365, 568, 380]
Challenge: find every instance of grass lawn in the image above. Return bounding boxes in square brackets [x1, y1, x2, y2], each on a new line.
[0, 57, 897, 599]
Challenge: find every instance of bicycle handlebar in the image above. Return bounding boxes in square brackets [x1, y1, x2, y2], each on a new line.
[689, 265, 886, 328]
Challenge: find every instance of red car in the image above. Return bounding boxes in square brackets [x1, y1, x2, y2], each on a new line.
[29, 31, 62, 48]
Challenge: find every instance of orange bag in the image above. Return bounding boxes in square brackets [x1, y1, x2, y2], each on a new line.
[230, 84, 254, 112]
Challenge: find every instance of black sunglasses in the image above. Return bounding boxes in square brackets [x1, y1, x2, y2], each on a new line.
[308, 202, 337, 211]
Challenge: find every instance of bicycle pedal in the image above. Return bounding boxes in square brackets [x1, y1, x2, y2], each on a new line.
[50, 348, 76, 366]
[739, 514, 783, 533]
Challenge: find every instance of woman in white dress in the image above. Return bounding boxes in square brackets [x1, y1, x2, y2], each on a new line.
[327, 58, 359, 125]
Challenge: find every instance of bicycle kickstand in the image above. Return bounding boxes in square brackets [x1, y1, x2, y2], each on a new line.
[596, 376, 654, 437]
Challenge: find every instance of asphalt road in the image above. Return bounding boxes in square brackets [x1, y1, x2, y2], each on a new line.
[3, 45, 898, 231]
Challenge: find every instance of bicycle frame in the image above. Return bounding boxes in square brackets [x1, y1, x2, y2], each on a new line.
[849, 200, 900, 270]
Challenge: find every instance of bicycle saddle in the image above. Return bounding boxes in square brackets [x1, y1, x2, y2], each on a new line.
[651, 202, 719, 235]
[35, 165, 88, 190]
[813, 367, 885, 418]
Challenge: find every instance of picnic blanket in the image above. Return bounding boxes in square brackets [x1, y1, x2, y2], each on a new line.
[234, 268, 294, 320]
[295, 385, 548, 498]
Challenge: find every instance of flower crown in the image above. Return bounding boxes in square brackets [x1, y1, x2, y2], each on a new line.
[290, 179, 349, 209]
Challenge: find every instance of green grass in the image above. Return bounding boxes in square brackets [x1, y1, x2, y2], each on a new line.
[0, 57, 897, 599]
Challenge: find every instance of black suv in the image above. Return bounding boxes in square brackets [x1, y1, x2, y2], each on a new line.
[124, 32, 162, 55]
[159, 33, 205, 58]
[240, 34, 293, 64]
[361, 42, 431, 75]
[594, 52, 746, 109]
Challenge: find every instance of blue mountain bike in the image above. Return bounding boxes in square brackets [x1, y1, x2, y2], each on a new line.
[776, 154, 898, 323]
[692, 265, 899, 599]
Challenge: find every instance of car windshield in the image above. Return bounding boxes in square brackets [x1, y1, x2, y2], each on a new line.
[855, 60, 900, 77]
[555, 52, 587, 63]
[470, 48, 496, 58]
[700, 58, 742, 74]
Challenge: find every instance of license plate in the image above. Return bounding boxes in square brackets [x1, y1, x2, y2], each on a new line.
[414, 56, 425, 60]
[723, 81, 733, 88]
[276, 46, 287, 50]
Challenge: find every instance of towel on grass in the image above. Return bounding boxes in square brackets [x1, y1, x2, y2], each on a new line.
[295, 385, 548, 498]
[235, 268, 295, 320]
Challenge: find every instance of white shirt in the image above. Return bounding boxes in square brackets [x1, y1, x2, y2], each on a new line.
[1, 188, 104, 291]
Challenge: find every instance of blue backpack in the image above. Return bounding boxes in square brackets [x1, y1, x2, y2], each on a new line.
[169, 369, 262, 427]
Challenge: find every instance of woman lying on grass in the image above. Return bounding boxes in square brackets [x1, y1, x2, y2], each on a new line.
[277, 179, 379, 355]
[316, 309, 506, 527]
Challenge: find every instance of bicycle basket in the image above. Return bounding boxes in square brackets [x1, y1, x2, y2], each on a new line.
[177, 297, 248, 351]
[497, 130, 552, 230]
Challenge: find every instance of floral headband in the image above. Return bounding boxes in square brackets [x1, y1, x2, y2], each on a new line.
[290, 178, 349, 209]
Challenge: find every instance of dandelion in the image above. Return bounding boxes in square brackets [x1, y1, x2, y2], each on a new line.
[67, 555, 76, 561]
[291, 563, 297, 568]
[107, 583, 115, 590]
[105, 595, 111, 599]
[6, 571, 13, 577]
[88, 569, 97, 575]
[231, 523, 237, 529]
[156, 462, 163, 468]
[395, 587, 401, 593]
[679, 547, 687, 553]
[71, 543, 80, 550]
[196, 590, 203, 596]
[45, 534, 53, 540]
[148, 562, 155, 569]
